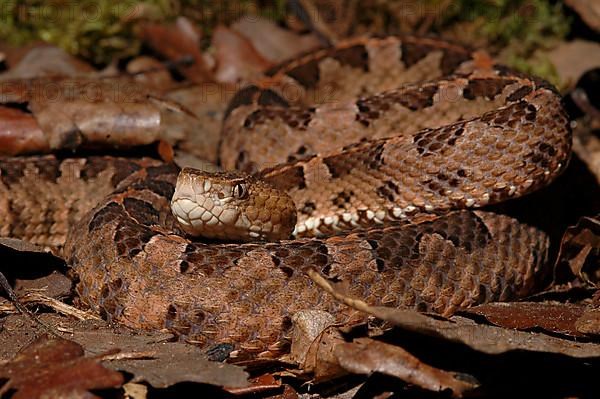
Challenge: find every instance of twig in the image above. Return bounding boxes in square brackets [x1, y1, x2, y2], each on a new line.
[0, 291, 101, 322]
[0, 271, 62, 338]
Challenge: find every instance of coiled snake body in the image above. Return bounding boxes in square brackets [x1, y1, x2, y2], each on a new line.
[0, 37, 571, 355]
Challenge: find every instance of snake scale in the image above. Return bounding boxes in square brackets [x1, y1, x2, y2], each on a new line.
[0, 36, 571, 356]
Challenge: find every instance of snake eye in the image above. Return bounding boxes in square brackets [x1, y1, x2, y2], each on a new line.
[232, 183, 248, 199]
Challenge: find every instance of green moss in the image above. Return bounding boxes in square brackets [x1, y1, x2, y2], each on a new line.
[0, 0, 287, 66]
[352, 0, 570, 82]
[440, 0, 569, 45]
[0, 0, 570, 80]
[431, 0, 571, 82]
[0, 1, 161, 65]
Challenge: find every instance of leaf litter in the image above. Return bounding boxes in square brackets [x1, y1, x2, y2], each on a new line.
[2, 1, 600, 398]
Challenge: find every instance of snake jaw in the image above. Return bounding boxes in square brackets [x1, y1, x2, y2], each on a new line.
[171, 171, 242, 238]
[171, 168, 297, 242]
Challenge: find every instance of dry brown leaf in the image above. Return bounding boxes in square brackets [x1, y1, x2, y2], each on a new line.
[0, 237, 69, 301]
[224, 373, 282, 395]
[574, 290, 600, 335]
[302, 325, 347, 380]
[0, 77, 195, 155]
[165, 83, 234, 163]
[13, 271, 72, 300]
[547, 40, 600, 89]
[576, 307, 600, 335]
[138, 17, 212, 83]
[212, 25, 272, 84]
[288, 309, 337, 365]
[557, 214, 600, 286]
[307, 268, 600, 357]
[232, 17, 322, 63]
[0, 314, 250, 391]
[287, 0, 358, 41]
[126, 56, 177, 92]
[0, 45, 94, 81]
[0, 237, 54, 255]
[0, 106, 48, 155]
[572, 90, 600, 181]
[334, 338, 478, 398]
[565, 0, 600, 32]
[74, 329, 249, 389]
[123, 382, 148, 399]
[0, 335, 123, 399]
[465, 302, 588, 337]
[270, 384, 300, 399]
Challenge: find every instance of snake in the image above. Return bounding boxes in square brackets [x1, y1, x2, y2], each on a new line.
[0, 36, 571, 356]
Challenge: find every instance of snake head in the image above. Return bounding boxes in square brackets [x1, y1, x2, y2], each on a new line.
[171, 168, 297, 241]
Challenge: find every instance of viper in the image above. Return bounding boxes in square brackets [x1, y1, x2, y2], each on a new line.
[0, 36, 571, 356]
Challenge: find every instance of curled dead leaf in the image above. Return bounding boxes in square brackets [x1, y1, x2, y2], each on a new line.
[0, 335, 123, 399]
[557, 214, 600, 286]
[289, 309, 337, 365]
[0, 45, 94, 81]
[302, 325, 347, 381]
[77, 330, 249, 389]
[232, 17, 322, 63]
[565, 0, 600, 32]
[0, 77, 195, 155]
[212, 26, 271, 84]
[334, 338, 479, 398]
[0, 106, 48, 155]
[465, 302, 589, 338]
[138, 17, 212, 83]
[576, 290, 600, 335]
[306, 268, 600, 357]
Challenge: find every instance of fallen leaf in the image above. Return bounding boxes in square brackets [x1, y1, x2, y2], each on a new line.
[0, 237, 67, 290]
[232, 17, 322, 63]
[0, 106, 48, 155]
[212, 25, 272, 83]
[224, 373, 281, 395]
[576, 306, 600, 335]
[302, 325, 347, 380]
[572, 75, 600, 180]
[565, 0, 600, 32]
[547, 40, 600, 88]
[0, 77, 192, 154]
[465, 302, 588, 337]
[126, 56, 177, 92]
[0, 313, 250, 391]
[165, 82, 234, 163]
[335, 338, 478, 398]
[288, 309, 337, 365]
[123, 382, 148, 399]
[0, 45, 94, 81]
[0, 237, 54, 255]
[138, 17, 212, 83]
[14, 271, 72, 300]
[0, 334, 123, 399]
[74, 329, 249, 389]
[576, 290, 600, 335]
[307, 268, 600, 357]
[557, 214, 600, 286]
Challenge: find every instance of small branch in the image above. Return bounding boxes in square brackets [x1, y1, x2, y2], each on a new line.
[0, 271, 62, 338]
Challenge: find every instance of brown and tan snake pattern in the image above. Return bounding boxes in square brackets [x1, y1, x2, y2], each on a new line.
[0, 36, 571, 356]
